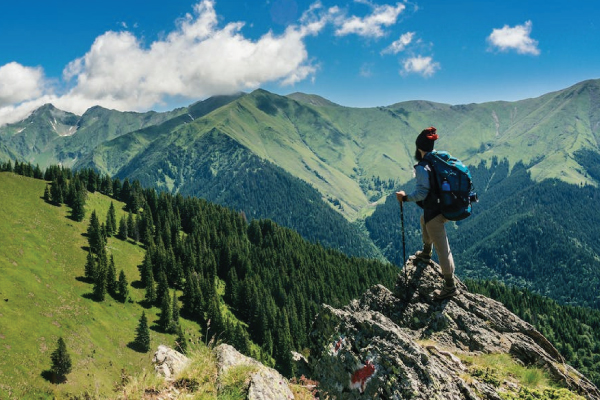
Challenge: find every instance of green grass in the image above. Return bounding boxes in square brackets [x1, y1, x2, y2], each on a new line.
[0, 172, 193, 399]
[459, 353, 585, 400]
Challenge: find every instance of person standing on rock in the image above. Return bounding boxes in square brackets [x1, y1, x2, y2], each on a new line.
[396, 127, 458, 300]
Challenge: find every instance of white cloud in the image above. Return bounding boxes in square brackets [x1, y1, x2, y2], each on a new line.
[334, 2, 406, 38]
[58, 0, 325, 114]
[487, 20, 540, 55]
[382, 31, 415, 54]
[402, 55, 440, 77]
[0, 0, 410, 126]
[0, 0, 328, 125]
[0, 62, 47, 107]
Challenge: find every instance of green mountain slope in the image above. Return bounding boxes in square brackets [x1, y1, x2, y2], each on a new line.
[3, 79, 600, 223]
[383, 79, 600, 185]
[0, 104, 184, 169]
[115, 130, 382, 258]
[0, 172, 181, 399]
[82, 80, 600, 222]
[74, 93, 243, 176]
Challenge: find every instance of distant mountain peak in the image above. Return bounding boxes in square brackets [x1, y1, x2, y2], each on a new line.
[286, 92, 341, 107]
[30, 103, 59, 115]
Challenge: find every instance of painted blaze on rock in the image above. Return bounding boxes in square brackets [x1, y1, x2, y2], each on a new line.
[350, 360, 376, 393]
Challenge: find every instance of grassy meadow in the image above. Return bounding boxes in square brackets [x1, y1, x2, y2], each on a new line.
[0, 172, 194, 399]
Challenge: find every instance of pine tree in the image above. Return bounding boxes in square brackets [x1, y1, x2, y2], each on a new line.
[87, 210, 104, 255]
[172, 290, 180, 325]
[50, 337, 72, 383]
[70, 188, 86, 222]
[93, 251, 107, 301]
[43, 185, 51, 203]
[127, 211, 135, 241]
[117, 270, 129, 303]
[107, 255, 117, 296]
[118, 216, 128, 240]
[158, 290, 174, 333]
[275, 309, 295, 377]
[84, 250, 96, 282]
[106, 202, 117, 236]
[155, 269, 169, 306]
[50, 179, 63, 205]
[33, 164, 43, 179]
[134, 312, 151, 352]
[145, 268, 157, 305]
[139, 251, 153, 288]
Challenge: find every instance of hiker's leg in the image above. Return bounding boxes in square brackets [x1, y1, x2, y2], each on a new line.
[420, 215, 433, 255]
[425, 214, 455, 278]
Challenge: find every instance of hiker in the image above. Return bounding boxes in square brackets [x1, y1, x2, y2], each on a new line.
[396, 127, 458, 300]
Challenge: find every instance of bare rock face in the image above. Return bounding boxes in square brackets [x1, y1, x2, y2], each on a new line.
[308, 257, 600, 399]
[214, 344, 294, 400]
[152, 344, 190, 380]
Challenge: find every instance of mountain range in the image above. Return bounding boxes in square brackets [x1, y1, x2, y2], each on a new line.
[2, 78, 600, 307]
[3, 79, 599, 218]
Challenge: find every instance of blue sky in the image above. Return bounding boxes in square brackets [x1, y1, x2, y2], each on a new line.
[0, 0, 599, 125]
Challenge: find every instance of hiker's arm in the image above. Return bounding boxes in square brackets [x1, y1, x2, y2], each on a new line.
[405, 165, 430, 202]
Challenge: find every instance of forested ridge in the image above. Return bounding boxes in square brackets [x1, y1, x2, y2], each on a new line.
[0, 159, 397, 377]
[116, 131, 382, 260]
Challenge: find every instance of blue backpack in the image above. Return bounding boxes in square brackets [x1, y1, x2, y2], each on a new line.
[423, 151, 477, 221]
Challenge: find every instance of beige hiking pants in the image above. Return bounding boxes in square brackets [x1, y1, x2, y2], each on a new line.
[420, 214, 455, 278]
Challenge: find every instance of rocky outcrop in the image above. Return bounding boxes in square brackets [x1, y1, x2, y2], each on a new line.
[150, 344, 295, 399]
[214, 344, 294, 400]
[152, 345, 190, 380]
[307, 256, 600, 399]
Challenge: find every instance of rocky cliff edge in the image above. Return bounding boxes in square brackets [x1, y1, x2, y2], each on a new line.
[307, 256, 600, 399]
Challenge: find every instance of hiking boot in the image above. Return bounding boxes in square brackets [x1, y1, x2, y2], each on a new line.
[414, 250, 432, 262]
[433, 284, 459, 300]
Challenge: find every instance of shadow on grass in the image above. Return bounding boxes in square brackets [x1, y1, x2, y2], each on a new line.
[131, 280, 144, 289]
[67, 214, 83, 222]
[137, 299, 154, 309]
[81, 292, 106, 303]
[75, 276, 93, 284]
[127, 341, 150, 353]
[41, 369, 65, 384]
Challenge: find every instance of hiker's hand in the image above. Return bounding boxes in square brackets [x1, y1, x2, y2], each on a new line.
[396, 191, 406, 203]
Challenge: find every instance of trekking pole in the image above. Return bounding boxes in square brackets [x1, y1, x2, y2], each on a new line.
[400, 200, 406, 267]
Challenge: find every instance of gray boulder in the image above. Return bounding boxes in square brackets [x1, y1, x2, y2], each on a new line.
[152, 344, 190, 380]
[214, 343, 294, 400]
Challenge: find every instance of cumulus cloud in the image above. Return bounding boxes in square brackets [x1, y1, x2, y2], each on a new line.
[487, 20, 540, 55]
[0, 62, 47, 107]
[402, 55, 440, 77]
[58, 0, 324, 114]
[381, 31, 415, 54]
[334, 1, 406, 38]
[0, 0, 407, 126]
[0, 0, 329, 125]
